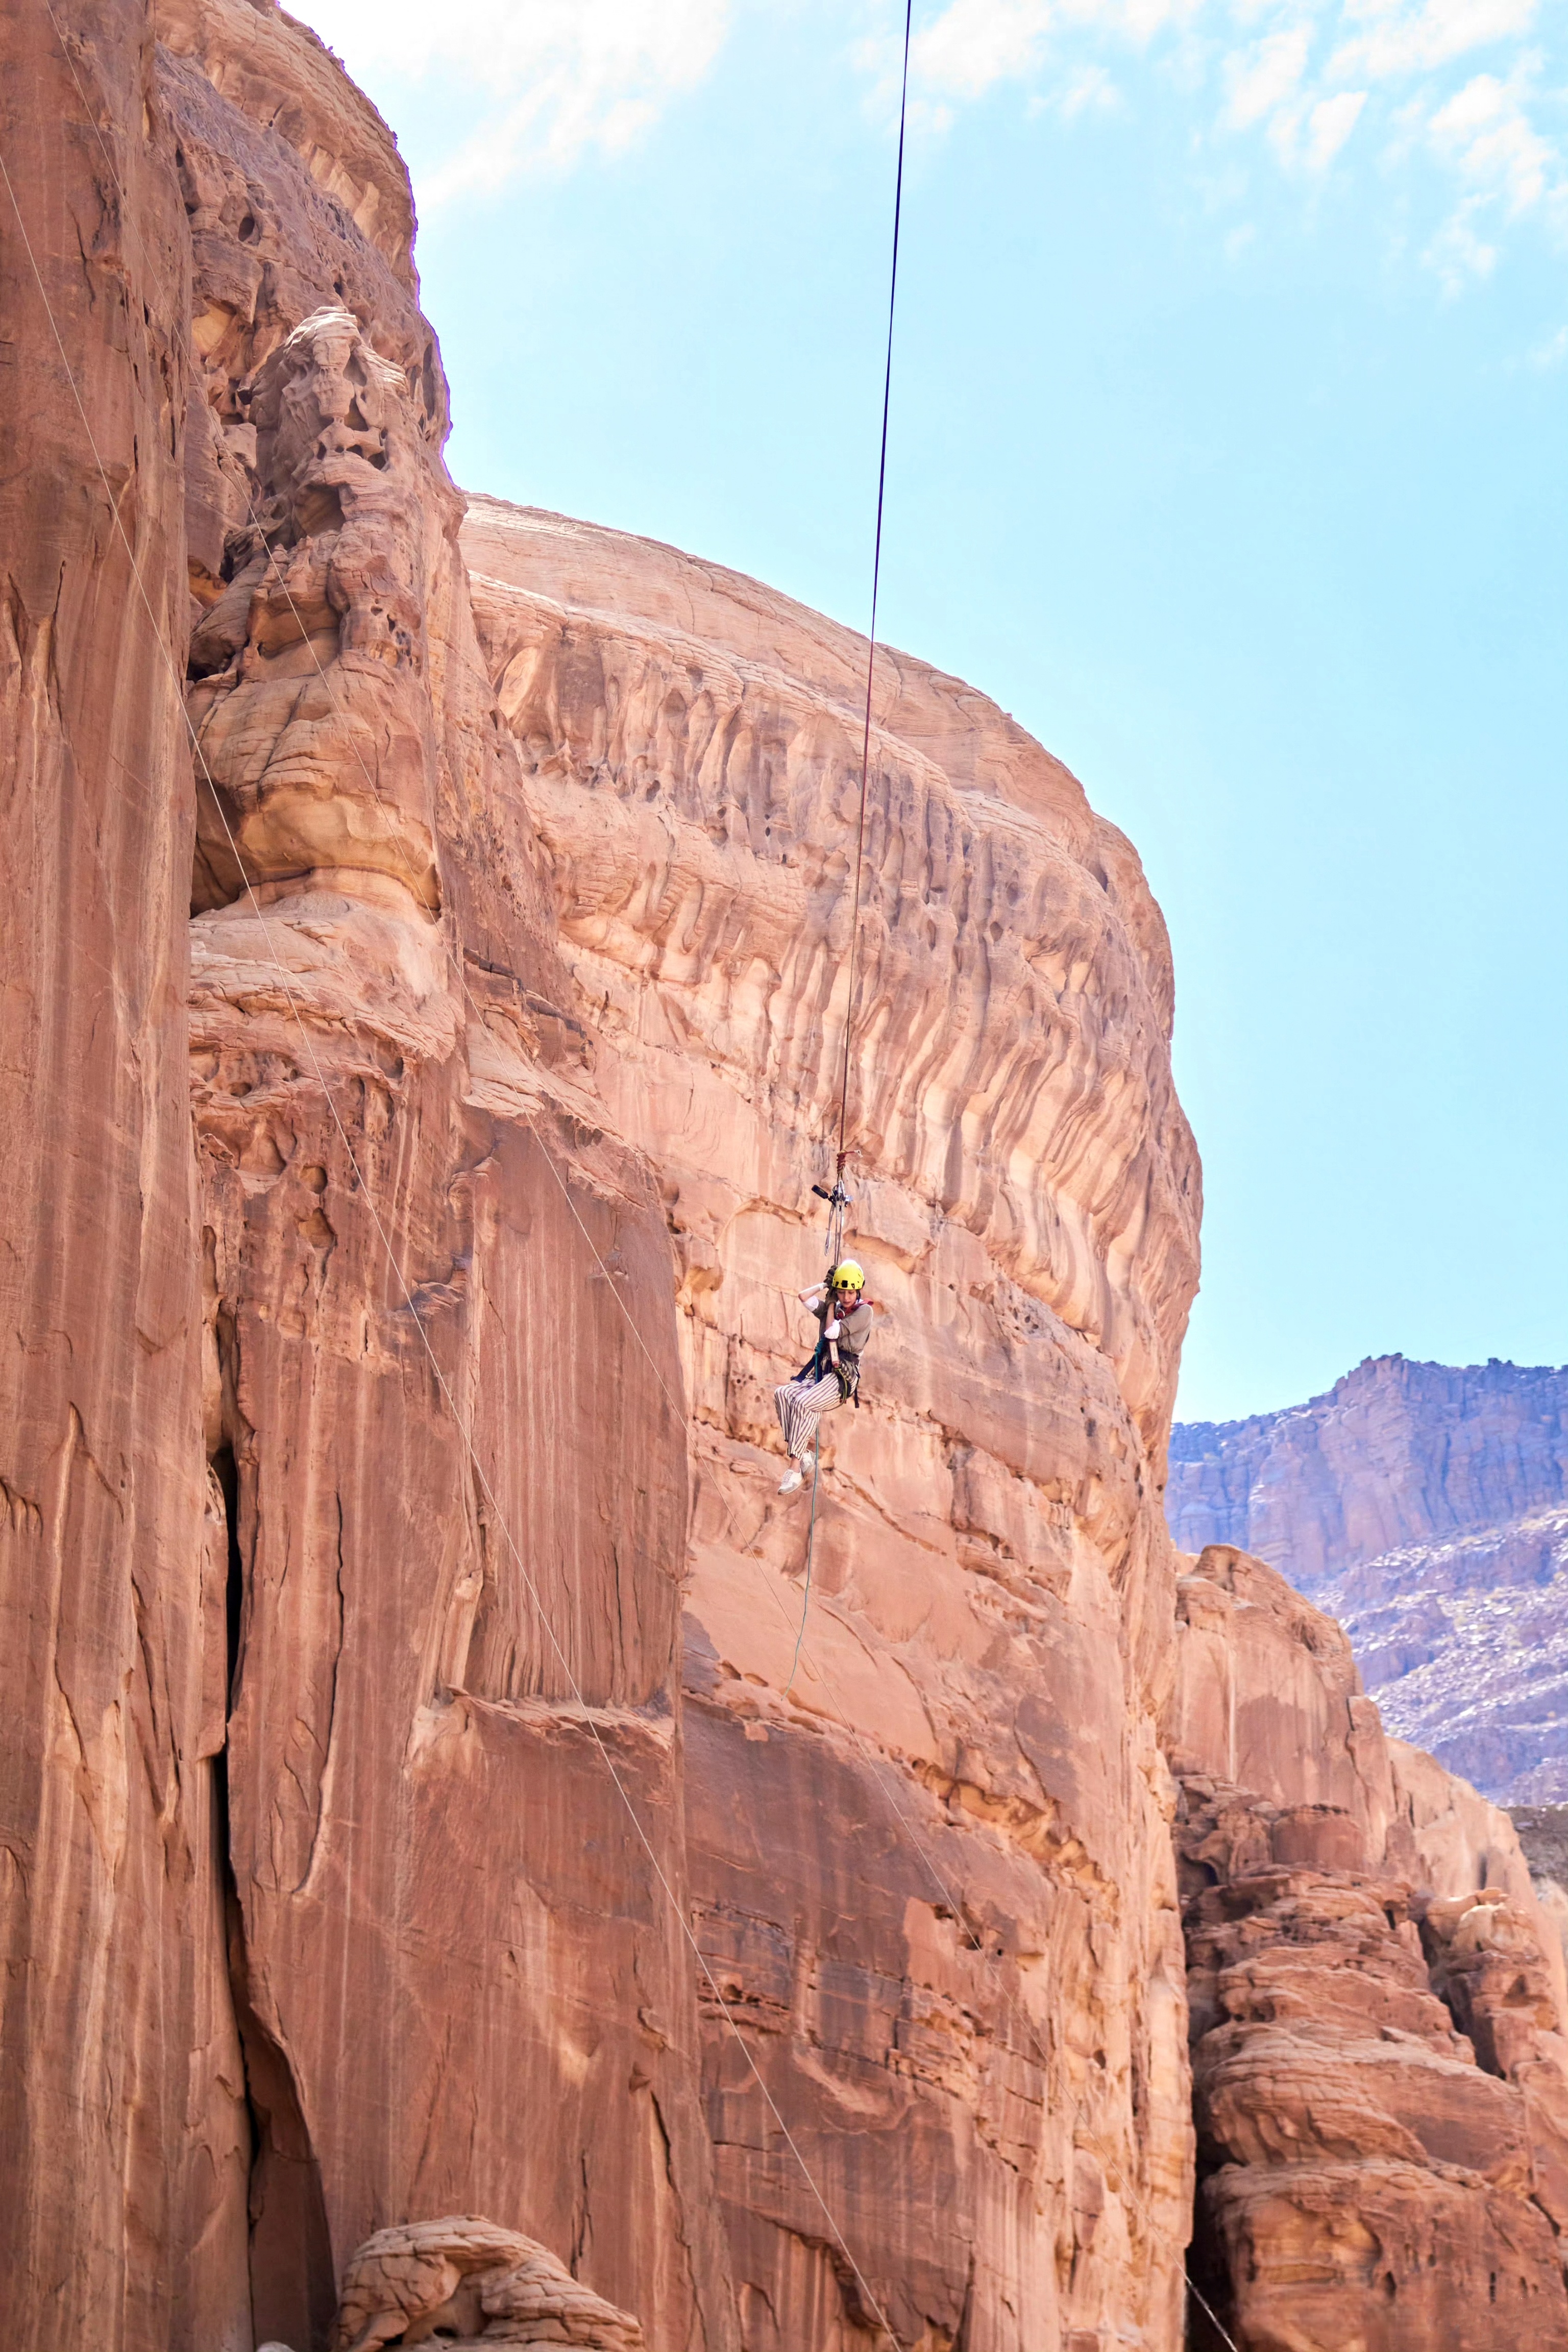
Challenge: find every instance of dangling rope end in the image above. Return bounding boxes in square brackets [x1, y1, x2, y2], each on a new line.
[782, 1448, 824, 1698]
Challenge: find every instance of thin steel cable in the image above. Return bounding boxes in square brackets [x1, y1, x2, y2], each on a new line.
[41, 27, 1235, 2340]
[1, 101, 903, 2351]
[836, 0, 914, 1167]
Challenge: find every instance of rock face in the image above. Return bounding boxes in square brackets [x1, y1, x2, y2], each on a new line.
[5, 7, 1566, 2352]
[460, 479, 1204, 2348]
[6, 2, 1205, 2342]
[1167, 1543, 1568, 2349]
[1512, 1807, 1568, 1988]
[1168, 1356, 1568, 1801]
[162, 7, 732, 2348]
[330, 2217, 645, 2350]
[0, 6, 235, 2346]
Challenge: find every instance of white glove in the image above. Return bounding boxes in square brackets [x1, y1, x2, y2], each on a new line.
[824, 1318, 841, 1340]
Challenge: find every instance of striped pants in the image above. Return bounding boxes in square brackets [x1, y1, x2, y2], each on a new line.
[774, 1371, 844, 1462]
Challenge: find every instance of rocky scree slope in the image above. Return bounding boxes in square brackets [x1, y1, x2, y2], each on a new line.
[2, 5, 1566, 2351]
[1168, 1355, 1568, 1803]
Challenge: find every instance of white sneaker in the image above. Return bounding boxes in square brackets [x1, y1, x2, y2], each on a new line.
[777, 1466, 804, 1495]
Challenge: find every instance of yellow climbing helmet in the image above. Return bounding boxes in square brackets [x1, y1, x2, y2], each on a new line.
[831, 1261, 866, 1291]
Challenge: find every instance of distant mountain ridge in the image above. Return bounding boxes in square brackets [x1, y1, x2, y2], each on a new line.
[1167, 1355, 1568, 1801]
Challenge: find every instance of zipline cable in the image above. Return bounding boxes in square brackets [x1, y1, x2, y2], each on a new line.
[4, 78, 903, 2350]
[836, 0, 915, 1169]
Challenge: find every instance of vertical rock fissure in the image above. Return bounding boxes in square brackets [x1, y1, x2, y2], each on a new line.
[1183, 2175, 1239, 2352]
[210, 1442, 336, 2352]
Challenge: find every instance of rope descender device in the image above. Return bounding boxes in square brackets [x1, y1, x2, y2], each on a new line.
[811, 1163, 855, 1274]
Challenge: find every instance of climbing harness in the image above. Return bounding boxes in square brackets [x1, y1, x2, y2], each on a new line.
[807, 1181, 861, 1393]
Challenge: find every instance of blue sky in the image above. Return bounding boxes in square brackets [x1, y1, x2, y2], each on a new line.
[296, 0, 1567, 1423]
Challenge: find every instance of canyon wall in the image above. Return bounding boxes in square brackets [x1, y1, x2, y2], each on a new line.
[6, 2, 729, 2344]
[1168, 1355, 1568, 1800]
[1166, 1543, 1568, 2350]
[5, 7, 1565, 2352]
[460, 493, 1203, 2351]
[5, 2, 1206, 2342]
[165, 5, 736, 2347]
[0, 7, 235, 2345]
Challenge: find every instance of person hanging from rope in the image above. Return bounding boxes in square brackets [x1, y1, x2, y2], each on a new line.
[774, 1262, 874, 1495]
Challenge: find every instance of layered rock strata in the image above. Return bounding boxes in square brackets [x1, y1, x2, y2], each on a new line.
[1168, 1544, 1568, 2347]
[330, 2216, 645, 2350]
[1168, 1355, 1568, 1801]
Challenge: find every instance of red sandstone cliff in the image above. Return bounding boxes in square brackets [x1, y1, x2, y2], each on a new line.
[6, 4, 726, 2344]
[1166, 1542, 1568, 2346]
[3, 7, 1565, 2351]
[459, 493, 1203, 2348]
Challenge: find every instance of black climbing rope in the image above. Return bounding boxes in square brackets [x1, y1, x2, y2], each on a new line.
[788, 0, 914, 1689]
[835, 0, 914, 1174]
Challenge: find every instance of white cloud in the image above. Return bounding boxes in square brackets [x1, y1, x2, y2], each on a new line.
[912, 0, 1052, 100]
[1424, 191, 1501, 284]
[1429, 67, 1556, 213]
[912, 0, 1204, 99]
[1419, 66, 1567, 282]
[906, 0, 1563, 280]
[1226, 28, 1312, 129]
[296, 0, 731, 196]
[1062, 61, 1123, 112]
[1305, 86, 1368, 166]
[1330, 0, 1536, 84]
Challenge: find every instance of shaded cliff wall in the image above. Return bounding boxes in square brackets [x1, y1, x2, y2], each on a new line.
[1168, 1355, 1568, 1801]
[0, 7, 246, 2346]
[1166, 1542, 1568, 2350]
[462, 498, 1204, 2351]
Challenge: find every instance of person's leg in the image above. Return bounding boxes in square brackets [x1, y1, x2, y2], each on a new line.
[774, 1378, 804, 1454]
[790, 1373, 842, 1462]
[774, 1374, 842, 1491]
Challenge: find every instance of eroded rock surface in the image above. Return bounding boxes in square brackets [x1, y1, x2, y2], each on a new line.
[462, 493, 1203, 2351]
[0, 6, 240, 2345]
[158, 7, 729, 2348]
[331, 2217, 644, 2350]
[1169, 1544, 1568, 2347]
